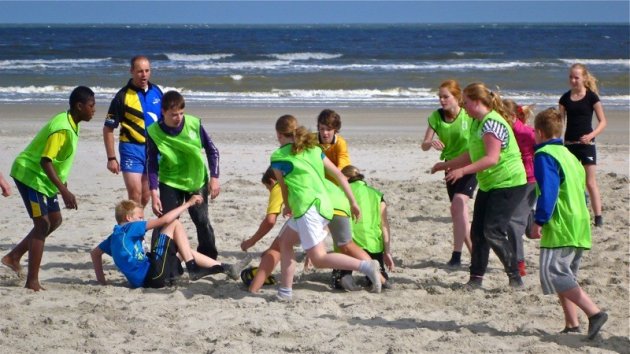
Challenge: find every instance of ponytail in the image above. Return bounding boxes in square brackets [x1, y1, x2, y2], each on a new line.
[275, 114, 318, 155]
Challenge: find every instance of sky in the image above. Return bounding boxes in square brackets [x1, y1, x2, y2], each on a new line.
[0, 1, 628, 25]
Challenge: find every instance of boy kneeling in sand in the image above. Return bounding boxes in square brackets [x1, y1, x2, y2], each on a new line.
[531, 108, 607, 339]
[91, 195, 250, 288]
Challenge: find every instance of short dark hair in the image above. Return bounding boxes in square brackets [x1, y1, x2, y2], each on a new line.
[69, 86, 94, 109]
[261, 166, 276, 185]
[317, 109, 342, 131]
[161, 90, 185, 111]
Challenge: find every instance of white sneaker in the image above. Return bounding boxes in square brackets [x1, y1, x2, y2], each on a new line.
[366, 260, 382, 293]
[340, 274, 361, 292]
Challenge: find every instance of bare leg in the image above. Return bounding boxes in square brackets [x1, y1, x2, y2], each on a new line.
[278, 227, 300, 289]
[558, 286, 600, 318]
[167, 219, 222, 268]
[337, 241, 387, 284]
[24, 212, 62, 291]
[249, 238, 281, 293]
[451, 193, 472, 253]
[559, 294, 580, 328]
[123, 172, 146, 207]
[584, 164, 602, 216]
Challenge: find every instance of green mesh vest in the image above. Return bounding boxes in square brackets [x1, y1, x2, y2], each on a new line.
[468, 110, 526, 191]
[11, 111, 78, 197]
[427, 108, 473, 161]
[270, 144, 333, 220]
[147, 115, 207, 192]
[536, 144, 592, 249]
[350, 180, 384, 253]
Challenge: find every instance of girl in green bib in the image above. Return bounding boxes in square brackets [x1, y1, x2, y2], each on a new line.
[432, 83, 527, 289]
[421, 79, 475, 267]
[270, 115, 382, 300]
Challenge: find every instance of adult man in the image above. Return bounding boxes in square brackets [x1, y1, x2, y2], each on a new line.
[103, 56, 163, 206]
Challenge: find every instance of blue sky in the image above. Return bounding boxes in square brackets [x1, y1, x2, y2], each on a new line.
[1, 1, 628, 24]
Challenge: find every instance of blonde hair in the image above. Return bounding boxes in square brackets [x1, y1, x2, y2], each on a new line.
[463, 82, 510, 120]
[341, 165, 365, 183]
[114, 200, 141, 223]
[503, 99, 535, 126]
[439, 79, 462, 105]
[275, 114, 318, 154]
[534, 108, 564, 139]
[571, 63, 599, 95]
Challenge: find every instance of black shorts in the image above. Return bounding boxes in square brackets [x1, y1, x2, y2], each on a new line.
[144, 229, 183, 288]
[566, 143, 597, 165]
[446, 172, 477, 201]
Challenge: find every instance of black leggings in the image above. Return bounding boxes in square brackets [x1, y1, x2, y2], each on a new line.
[469, 184, 527, 279]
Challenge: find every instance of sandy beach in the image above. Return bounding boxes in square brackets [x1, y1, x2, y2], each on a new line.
[0, 103, 628, 353]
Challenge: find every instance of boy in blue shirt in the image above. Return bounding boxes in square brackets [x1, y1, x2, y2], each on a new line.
[91, 195, 250, 288]
[531, 108, 607, 339]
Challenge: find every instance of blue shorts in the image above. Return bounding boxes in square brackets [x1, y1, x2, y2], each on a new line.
[14, 178, 60, 218]
[119, 142, 146, 174]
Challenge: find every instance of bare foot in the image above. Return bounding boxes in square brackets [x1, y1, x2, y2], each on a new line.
[1, 255, 22, 277]
[25, 280, 46, 292]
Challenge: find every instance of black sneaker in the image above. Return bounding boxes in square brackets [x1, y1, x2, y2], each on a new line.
[464, 276, 483, 290]
[508, 275, 524, 289]
[587, 312, 608, 339]
[559, 326, 580, 334]
[447, 258, 462, 268]
[188, 266, 213, 281]
[594, 215, 603, 227]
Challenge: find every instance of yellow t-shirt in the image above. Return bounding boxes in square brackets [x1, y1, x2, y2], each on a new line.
[266, 183, 283, 215]
[42, 116, 78, 160]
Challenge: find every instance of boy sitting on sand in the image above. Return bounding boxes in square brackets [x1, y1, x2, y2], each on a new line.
[531, 108, 607, 339]
[91, 195, 251, 288]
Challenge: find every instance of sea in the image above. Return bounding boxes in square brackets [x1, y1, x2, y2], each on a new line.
[0, 24, 628, 110]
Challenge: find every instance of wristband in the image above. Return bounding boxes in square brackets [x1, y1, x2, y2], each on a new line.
[108, 156, 117, 161]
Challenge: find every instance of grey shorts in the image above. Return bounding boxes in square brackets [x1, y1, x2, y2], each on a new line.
[329, 215, 353, 247]
[539, 247, 583, 295]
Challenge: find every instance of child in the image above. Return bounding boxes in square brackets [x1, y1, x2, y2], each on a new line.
[432, 83, 527, 289]
[559, 63, 607, 226]
[240, 167, 283, 292]
[91, 195, 251, 288]
[0, 172, 11, 197]
[531, 108, 607, 339]
[337, 165, 394, 291]
[271, 115, 382, 300]
[421, 80, 475, 267]
[147, 90, 220, 259]
[503, 99, 537, 276]
[1, 86, 95, 291]
[317, 109, 351, 182]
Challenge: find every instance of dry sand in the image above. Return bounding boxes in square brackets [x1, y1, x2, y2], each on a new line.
[0, 104, 628, 353]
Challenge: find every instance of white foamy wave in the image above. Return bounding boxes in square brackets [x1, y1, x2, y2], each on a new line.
[263, 52, 343, 61]
[1, 86, 627, 109]
[230, 75, 243, 81]
[0, 85, 119, 100]
[558, 59, 630, 67]
[164, 53, 234, 62]
[179, 60, 291, 71]
[0, 58, 111, 70]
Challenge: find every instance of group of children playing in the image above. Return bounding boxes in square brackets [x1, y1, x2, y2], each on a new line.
[0, 62, 608, 339]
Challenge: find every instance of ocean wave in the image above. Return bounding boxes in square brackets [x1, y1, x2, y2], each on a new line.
[262, 52, 343, 61]
[558, 59, 630, 67]
[164, 53, 234, 61]
[0, 85, 626, 109]
[0, 58, 111, 70]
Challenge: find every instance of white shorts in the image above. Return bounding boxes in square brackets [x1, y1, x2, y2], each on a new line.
[286, 206, 329, 250]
